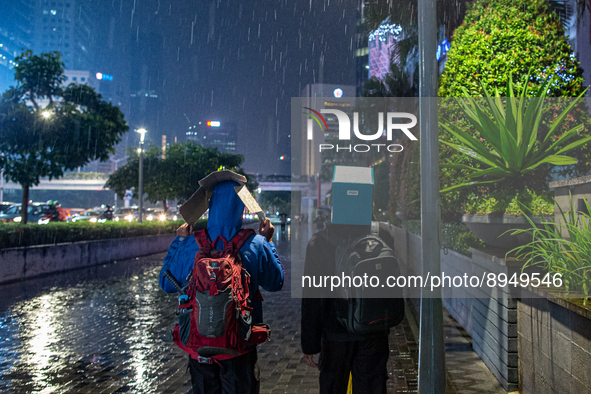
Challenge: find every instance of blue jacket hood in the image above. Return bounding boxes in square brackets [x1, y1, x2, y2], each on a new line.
[207, 181, 245, 248]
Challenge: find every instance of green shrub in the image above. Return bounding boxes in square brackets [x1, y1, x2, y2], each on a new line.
[439, 0, 585, 97]
[464, 189, 554, 215]
[0, 219, 205, 250]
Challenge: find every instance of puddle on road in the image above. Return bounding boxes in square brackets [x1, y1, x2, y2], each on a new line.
[0, 253, 184, 393]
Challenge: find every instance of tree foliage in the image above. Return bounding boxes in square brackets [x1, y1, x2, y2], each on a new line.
[258, 191, 291, 215]
[0, 51, 128, 223]
[439, 0, 586, 97]
[105, 141, 253, 207]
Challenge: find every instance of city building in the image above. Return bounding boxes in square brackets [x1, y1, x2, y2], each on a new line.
[32, 0, 93, 71]
[0, 0, 33, 92]
[295, 84, 356, 178]
[186, 121, 238, 154]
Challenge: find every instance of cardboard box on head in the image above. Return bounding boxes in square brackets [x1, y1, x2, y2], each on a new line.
[179, 170, 246, 226]
[331, 166, 374, 226]
[179, 170, 266, 226]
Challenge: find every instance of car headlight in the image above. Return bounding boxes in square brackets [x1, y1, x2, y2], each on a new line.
[159, 214, 166, 221]
[13, 216, 22, 223]
[98, 218, 107, 223]
[147, 215, 153, 221]
[124, 215, 133, 221]
[90, 217, 97, 223]
[173, 215, 178, 221]
[115, 217, 119, 221]
[38, 218, 50, 225]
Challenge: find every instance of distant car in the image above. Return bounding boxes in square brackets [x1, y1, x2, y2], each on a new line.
[66, 208, 86, 222]
[146, 208, 168, 222]
[70, 209, 101, 223]
[0, 203, 51, 223]
[114, 207, 147, 222]
[166, 209, 180, 221]
[267, 215, 282, 225]
[0, 202, 16, 214]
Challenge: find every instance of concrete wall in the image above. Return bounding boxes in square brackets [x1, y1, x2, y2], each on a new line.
[518, 297, 591, 394]
[394, 224, 591, 393]
[0, 234, 176, 284]
[392, 226, 519, 391]
[550, 175, 591, 238]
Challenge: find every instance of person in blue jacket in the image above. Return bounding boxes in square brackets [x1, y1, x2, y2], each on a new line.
[160, 180, 284, 394]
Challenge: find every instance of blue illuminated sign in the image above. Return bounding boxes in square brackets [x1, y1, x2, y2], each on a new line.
[96, 72, 114, 81]
[436, 38, 451, 61]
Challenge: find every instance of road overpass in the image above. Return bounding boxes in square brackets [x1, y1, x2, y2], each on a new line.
[2, 179, 312, 193]
[2, 179, 108, 191]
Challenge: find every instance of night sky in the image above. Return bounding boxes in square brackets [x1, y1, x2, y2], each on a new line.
[89, 0, 360, 175]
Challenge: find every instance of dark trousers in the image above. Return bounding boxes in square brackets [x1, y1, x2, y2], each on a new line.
[189, 348, 260, 394]
[319, 335, 389, 394]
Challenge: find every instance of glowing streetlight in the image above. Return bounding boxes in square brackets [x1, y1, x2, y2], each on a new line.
[137, 128, 147, 143]
[136, 128, 147, 223]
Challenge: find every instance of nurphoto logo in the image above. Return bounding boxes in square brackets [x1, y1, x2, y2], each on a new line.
[304, 107, 417, 153]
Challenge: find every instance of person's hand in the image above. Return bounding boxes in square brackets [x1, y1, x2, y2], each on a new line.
[176, 223, 192, 237]
[259, 219, 275, 242]
[304, 354, 318, 369]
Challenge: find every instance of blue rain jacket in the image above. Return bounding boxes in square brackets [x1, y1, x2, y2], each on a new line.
[159, 181, 284, 323]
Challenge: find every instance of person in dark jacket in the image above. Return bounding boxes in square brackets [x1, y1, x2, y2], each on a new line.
[160, 180, 284, 394]
[301, 165, 403, 394]
[301, 223, 398, 394]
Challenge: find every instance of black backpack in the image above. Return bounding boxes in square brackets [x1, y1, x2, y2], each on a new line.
[331, 222, 405, 334]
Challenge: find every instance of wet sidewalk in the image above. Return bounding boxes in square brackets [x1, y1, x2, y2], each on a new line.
[0, 226, 505, 393]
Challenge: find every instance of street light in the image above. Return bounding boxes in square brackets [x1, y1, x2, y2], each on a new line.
[136, 128, 147, 223]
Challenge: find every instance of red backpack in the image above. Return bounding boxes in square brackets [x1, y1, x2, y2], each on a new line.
[171, 228, 270, 364]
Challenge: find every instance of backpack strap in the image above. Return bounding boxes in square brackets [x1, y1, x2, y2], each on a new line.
[229, 228, 256, 250]
[370, 221, 380, 237]
[194, 229, 213, 253]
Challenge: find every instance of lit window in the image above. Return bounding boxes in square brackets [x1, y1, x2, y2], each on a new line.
[43, 10, 48, 14]
[51, 10, 57, 15]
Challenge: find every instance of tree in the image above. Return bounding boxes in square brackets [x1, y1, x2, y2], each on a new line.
[106, 141, 253, 209]
[0, 51, 128, 223]
[259, 191, 291, 215]
[105, 145, 175, 211]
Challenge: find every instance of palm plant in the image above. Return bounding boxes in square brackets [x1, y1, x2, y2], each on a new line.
[439, 76, 590, 194]
[510, 196, 591, 300]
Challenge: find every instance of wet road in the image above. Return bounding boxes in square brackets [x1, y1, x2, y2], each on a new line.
[0, 227, 296, 393]
[0, 225, 422, 393]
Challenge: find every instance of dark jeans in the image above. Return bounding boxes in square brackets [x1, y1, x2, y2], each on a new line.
[318, 334, 389, 394]
[189, 348, 260, 394]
